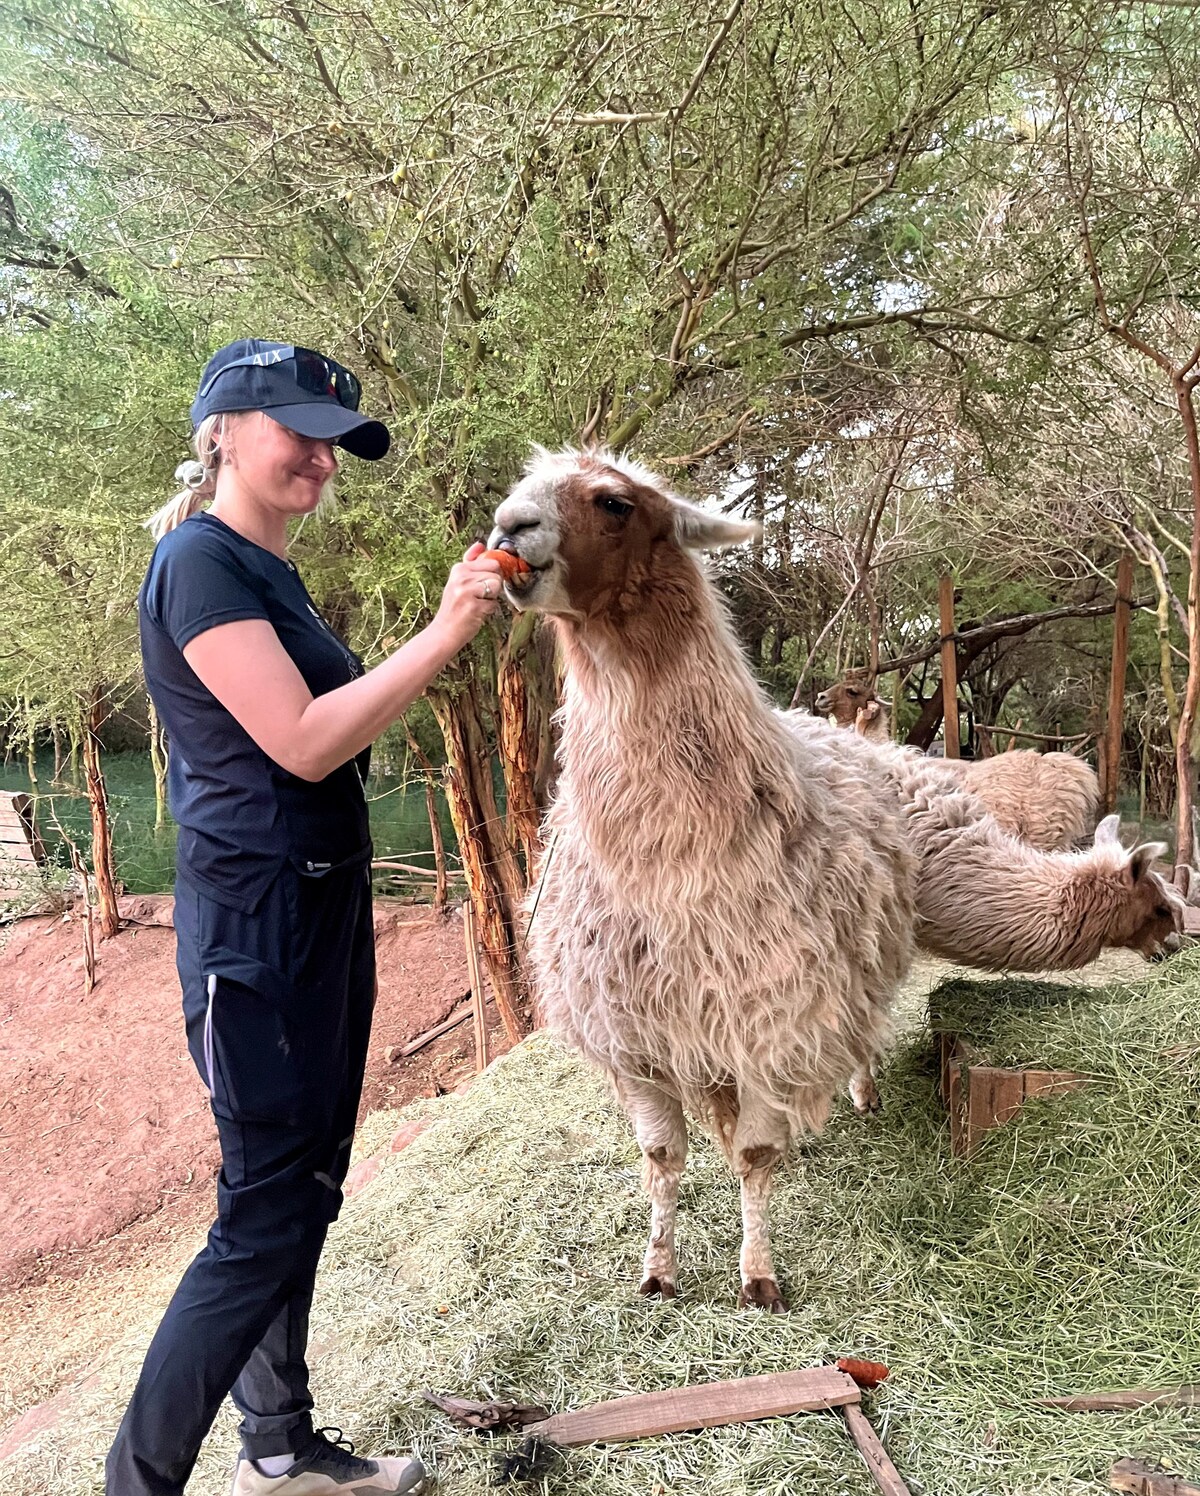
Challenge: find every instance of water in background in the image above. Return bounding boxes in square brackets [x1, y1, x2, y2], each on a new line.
[0, 751, 458, 895]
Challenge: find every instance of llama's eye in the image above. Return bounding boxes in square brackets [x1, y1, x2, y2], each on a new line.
[595, 492, 634, 519]
[1156, 905, 1171, 919]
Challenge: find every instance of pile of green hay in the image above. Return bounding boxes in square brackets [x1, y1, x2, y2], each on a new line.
[6, 954, 1200, 1495]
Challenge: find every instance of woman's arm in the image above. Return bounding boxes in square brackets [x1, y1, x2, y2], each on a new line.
[182, 545, 503, 782]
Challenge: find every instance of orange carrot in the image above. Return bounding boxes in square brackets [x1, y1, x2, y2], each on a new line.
[836, 1357, 890, 1390]
[483, 548, 532, 582]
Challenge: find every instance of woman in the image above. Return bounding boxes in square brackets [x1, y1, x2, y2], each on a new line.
[109, 340, 503, 1496]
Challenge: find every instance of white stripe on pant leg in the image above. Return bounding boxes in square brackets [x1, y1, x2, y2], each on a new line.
[203, 973, 217, 1096]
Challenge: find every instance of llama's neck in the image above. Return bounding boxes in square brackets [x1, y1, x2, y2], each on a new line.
[551, 552, 801, 868]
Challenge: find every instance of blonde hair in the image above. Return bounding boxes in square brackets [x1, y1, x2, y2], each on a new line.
[144, 413, 234, 541]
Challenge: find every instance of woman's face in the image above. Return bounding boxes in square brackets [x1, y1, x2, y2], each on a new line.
[226, 412, 339, 515]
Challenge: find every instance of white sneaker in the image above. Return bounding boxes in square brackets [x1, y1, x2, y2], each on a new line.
[230, 1428, 429, 1494]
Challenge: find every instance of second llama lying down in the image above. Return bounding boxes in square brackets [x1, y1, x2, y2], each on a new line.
[905, 799, 1183, 971]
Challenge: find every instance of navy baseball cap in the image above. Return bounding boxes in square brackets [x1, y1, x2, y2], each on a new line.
[190, 339, 391, 460]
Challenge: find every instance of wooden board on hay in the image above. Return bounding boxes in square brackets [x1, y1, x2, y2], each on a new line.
[930, 978, 1090, 1157]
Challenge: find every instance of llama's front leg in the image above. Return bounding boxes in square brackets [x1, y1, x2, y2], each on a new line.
[615, 1076, 688, 1300]
[732, 1097, 791, 1313]
[848, 1063, 882, 1115]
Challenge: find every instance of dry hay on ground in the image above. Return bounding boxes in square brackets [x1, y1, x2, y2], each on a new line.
[4, 955, 1200, 1495]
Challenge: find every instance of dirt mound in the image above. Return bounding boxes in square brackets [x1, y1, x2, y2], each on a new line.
[0, 896, 471, 1286]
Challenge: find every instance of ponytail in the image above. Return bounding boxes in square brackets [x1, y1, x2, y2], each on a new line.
[143, 413, 229, 541]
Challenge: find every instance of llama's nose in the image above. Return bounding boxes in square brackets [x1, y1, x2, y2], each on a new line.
[814, 690, 832, 712]
[489, 512, 542, 551]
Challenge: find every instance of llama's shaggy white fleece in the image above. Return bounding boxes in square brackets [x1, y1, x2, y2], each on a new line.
[941, 750, 1099, 852]
[532, 583, 916, 1137]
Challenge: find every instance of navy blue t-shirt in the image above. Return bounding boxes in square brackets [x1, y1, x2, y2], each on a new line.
[139, 511, 371, 912]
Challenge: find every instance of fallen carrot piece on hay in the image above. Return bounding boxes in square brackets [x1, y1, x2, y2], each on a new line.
[837, 1356, 891, 1390]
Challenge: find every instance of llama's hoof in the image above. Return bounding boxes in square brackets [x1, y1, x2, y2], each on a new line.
[849, 1077, 883, 1115]
[639, 1274, 677, 1300]
[738, 1277, 788, 1313]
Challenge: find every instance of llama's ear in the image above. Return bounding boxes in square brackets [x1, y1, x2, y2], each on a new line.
[1128, 841, 1168, 881]
[1094, 814, 1122, 846]
[670, 495, 761, 552]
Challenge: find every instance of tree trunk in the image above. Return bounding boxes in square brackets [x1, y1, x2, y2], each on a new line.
[1101, 553, 1134, 816]
[147, 693, 168, 832]
[429, 674, 529, 1044]
[938, 576, 960, 758]
[23, 697, 38, 793]
[68, 718, 81, 785]
[495, 610, 551, 885]
[52, 722, 65, 784]
[404, 728, 448, 913]
[1174, 375, 1200, 880]
[81, 689, 121, 940]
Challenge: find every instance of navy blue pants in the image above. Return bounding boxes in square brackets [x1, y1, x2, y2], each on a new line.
[107, 853, 375, 1496]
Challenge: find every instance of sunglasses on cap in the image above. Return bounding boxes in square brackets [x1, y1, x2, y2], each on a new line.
[197, 344, 362, 411]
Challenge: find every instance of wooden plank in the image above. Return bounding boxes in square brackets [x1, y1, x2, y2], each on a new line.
[841, 1403, 913, 1496]
[1023, 1070, 1090, 1105]
[0, 841, 39, 864]
[965, 1066, 1024, 1154]
[1110, 1457, 1200, 1495]
[937, 1031, 957, 1105]
[1102, 554, 1135, 816]
[523, 1367, 861, 1447]
[938, 575, 960, 758]
[395, 997, 474, 1059]
[947, 1057, 966, 1157]
[0, 792, 45, 865]
[1039, 1386, 1200, 1413]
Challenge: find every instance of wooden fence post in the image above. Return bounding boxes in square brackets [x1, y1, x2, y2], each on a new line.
[1102, 553, 1134, 816]
[938, 575, 961, 759]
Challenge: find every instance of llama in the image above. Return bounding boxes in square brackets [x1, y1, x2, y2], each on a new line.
[779, 715, 1183, 970]
[490, 448, 917, 1310]
[781, 723, 1184, 1113]
[937, 750, 1099, 852]
[905, 794, 1184, 970]
[816, 672, 1099, 851]
[815, 670, 891, 742]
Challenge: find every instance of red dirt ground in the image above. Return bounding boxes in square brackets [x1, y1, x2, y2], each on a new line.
[0, 895, 474, 1288]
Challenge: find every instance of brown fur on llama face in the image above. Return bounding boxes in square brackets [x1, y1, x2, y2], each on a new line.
[490, 446, 753, 628]
[815, 670, 877, 727]
[492, 447, 917, 1312]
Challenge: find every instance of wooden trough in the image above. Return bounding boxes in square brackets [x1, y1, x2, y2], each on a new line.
[0, 791, 46, 892]
[931, 985, 1090, 1157]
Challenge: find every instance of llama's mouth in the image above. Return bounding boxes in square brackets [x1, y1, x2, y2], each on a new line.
[504, 564, 541, 595]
